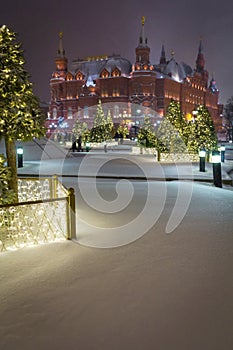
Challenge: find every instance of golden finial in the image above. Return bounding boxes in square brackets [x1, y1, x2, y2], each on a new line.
[59, 31, 63, 39]
[171, 50, 175, 57]
[141, 16, 145, 26]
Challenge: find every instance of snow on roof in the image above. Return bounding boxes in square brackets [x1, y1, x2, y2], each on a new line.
[71, 55, 132, 84]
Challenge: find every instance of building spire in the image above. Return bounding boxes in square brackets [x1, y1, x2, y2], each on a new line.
[55, 31, 68, 73]
[135, 16, 151, 67]
[58, 31, 65, 57]
[196, 37, 205, 72]
[139, 16, 148, 46]
[198, 36, 204, 54]
[160, 44, 166, 64]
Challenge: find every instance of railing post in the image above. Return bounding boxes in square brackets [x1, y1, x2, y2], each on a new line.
[51, 175, 58, 198]
[66, 187, 76, 240]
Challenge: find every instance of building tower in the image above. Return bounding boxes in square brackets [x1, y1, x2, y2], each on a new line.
[130, 16, 156, 109]
[50, 32, 69, 121]
[54, 32, 68, 76]
[135, 16, 150, 67]
[195, 38, 208, 87]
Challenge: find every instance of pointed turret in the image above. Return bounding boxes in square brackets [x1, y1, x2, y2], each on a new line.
[55, 32, 68, 74]
[196, 38, 205, 73]
[135, 16, 150, 66]
[209, 73, 219, 93]
[159, 44, 166, 65]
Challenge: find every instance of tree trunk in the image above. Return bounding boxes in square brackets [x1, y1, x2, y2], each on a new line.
[5, 137, 18, 202]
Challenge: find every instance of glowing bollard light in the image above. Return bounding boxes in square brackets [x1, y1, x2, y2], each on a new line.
[212, 150, 222, 188]
[85, 142, 90, 152]
[17, 146, 24, 168]
[199, 148, 206, 172]
[220, 145, 225, 163]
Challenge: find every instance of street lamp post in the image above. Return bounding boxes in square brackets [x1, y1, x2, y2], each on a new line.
[17, 147, 24, 168]
[199, 148, 206, 172]
[212, 150, 222, 188]
[220, 145, 225, 162]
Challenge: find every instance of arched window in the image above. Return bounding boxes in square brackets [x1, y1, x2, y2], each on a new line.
[68, 107, 73, 119]
[114, 105, 119, 118]
[84, 106, 89, 118]
[100, 69, 109, 78]
[76, 71, 83, 80]
[66, 73, 73, 81]
[112, 68, 121, 77]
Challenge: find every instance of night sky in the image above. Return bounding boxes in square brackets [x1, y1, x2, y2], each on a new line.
[2, 0, 233, 106]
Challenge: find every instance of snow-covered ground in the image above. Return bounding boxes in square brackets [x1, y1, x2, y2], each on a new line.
[1, 180, 233, 350]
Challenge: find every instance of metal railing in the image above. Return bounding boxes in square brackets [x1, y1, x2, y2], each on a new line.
[0, 176, 76, 252]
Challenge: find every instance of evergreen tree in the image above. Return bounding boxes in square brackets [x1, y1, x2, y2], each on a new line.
[0, 154, 16, 204]
[106, 110, 113, 139]
[156, 118, 186, 153]
[0, 25, 45, 201]
[187, 105, 218, 153]
[90, 100, 108, 142]
[72, 119, 89, 141]
[223, 96, 233, 141]
[117, 124, 129, 139]
[165, 99, 188, 144]
[156, 100, 187, 153]
[138, 115, 156, 147]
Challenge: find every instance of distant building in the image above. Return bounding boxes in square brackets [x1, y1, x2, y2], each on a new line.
[47, 18, 223, 137]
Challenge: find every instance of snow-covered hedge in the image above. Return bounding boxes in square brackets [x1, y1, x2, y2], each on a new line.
[131, 147, 199, 162]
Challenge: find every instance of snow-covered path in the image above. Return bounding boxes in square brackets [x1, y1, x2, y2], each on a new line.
[1, 181, 233, 350]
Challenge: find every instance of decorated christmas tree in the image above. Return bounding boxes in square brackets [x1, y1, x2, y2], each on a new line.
[106, 110, 114, 139]
[90, 100, 109, 142]
[72, 119, 89, 142]
[138, 114, 156, 147]
[165, 99, 188, 144]
[117, 123, 129, 139]
[187, 105, 217, 153]
[156, 100, 187, 153]
[0, 154, 16, 204]
[0, 25, 45, 201]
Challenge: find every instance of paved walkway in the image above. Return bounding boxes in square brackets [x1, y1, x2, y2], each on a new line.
[17, 153, 233, 186]
[0, 137, 232, 185]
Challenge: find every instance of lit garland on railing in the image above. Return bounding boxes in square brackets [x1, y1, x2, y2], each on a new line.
[0, 177, 71, 252]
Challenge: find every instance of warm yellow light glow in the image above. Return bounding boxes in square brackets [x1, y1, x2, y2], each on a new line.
[186, 113, 192, 121]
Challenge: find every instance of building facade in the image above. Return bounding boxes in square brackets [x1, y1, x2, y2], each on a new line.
[47, 18, 223, 137]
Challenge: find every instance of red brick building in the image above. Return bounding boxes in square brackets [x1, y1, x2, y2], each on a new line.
[48, 18, 223, 136]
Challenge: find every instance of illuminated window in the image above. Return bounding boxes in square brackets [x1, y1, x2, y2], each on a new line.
[112, 68, 120, 77]
[76, 73, 83, 80]
[113, 89, 120, 97]
[101, 69, 109, 78]
[68, 107, 73, 119]
[66, 73, 73, 81]
[114, 105, 119, 117]
[84, 106, 89, 118]
[101, 90, 108, 97]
